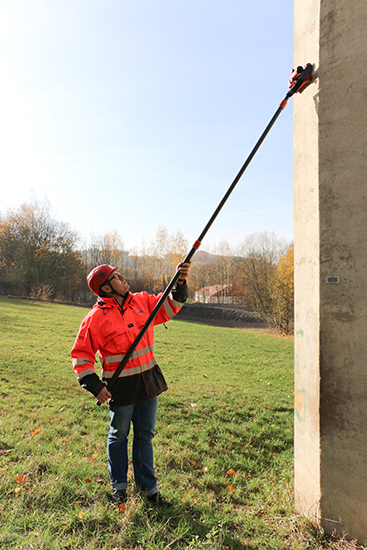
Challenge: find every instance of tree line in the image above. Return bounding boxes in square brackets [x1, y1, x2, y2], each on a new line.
[0, 199, 294, 333]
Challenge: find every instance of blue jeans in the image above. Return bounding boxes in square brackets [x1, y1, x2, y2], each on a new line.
[107, 397, 159, 497]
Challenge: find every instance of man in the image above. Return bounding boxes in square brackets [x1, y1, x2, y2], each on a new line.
[71, 262, 190, 507]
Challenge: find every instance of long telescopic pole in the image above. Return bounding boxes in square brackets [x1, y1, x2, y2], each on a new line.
[98, 64, 313, 404]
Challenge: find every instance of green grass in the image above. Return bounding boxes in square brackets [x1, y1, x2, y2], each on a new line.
[0, 297, 361, 550]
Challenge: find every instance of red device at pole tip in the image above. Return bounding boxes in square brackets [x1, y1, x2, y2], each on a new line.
[288, 63, 313, 95]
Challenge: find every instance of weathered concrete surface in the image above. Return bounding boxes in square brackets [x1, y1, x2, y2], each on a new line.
[294, 0, 367, 543]
[293, 0, 321, 524]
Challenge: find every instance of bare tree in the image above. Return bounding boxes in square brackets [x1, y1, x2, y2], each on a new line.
[210, 241, 236, 303]
[0, 198, 83, 301]
[236, 231, 291, 331]
[87, 230, 126, 271]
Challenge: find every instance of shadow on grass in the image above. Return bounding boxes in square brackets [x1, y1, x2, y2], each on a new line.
[144, 501, 256, 550]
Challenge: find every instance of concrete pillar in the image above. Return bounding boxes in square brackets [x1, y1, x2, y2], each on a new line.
[294, 0, 367, 543]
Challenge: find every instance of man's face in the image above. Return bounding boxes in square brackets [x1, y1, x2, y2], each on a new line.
[106, 272, 130, 296]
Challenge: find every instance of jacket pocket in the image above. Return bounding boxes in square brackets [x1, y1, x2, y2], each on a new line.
[102, 322, 129, 353]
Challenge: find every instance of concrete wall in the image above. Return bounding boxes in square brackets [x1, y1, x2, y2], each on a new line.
[294, 0, 367, 542]
[293, 0, 321, 523]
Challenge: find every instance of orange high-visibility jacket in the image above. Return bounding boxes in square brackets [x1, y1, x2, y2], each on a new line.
[71, 288, 186, 407]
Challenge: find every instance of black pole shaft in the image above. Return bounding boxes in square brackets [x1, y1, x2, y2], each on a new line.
[101, 100, 288, 400]
[196, 104, 284, 244]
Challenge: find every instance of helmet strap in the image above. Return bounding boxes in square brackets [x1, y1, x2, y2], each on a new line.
[102, 278, 128, 300]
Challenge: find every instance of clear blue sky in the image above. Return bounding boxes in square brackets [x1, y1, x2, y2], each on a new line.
[0, 0, 296, 252]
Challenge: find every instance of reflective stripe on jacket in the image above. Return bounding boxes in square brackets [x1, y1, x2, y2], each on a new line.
[71, 289, 184, 406]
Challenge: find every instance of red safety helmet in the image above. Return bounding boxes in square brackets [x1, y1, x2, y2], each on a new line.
[87, 264, 116, 295]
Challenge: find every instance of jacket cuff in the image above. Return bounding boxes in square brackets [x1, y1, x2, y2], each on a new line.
[171, 281, 188, 303]
[80, 373, 106, 397]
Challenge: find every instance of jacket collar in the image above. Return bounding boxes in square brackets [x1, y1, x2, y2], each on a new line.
[96, 296, 115, 308]
[96, 292, 130, 309]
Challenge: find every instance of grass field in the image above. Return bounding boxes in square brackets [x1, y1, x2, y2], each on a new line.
[0, 297, 363, 550]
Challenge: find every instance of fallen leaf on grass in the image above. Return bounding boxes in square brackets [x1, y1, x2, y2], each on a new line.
[30, 428, 40, 436]
[14, 487, 21, 494]
[226, 485, 236, 492]
[190, 403, 198, 408]
[226, 469, 236, 476]
[16, 474, 29, 485]
[94, 477, 103, 483]
[118, 503, 127, 513]
[78, 512, 84, 519]
[85, 478, 92, 483]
